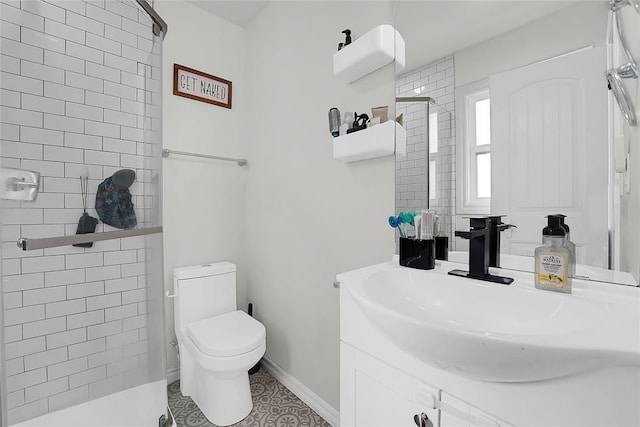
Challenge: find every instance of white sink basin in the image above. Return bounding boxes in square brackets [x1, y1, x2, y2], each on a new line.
[339, 259, 640, 382]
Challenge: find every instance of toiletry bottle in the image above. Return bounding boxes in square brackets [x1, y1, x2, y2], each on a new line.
[534, 215, 571, 293]
[328, 108, 340, 137]
[554, 214, 576, 277]
[339, 112, 353, 136]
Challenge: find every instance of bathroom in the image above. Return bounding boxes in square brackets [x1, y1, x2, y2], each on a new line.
[0, 0, 638, 426]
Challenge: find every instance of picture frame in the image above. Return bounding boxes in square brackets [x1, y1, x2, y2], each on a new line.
[173, 64, 232, 109]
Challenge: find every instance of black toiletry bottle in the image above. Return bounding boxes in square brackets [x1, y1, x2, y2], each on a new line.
[338, 29, 352, 51]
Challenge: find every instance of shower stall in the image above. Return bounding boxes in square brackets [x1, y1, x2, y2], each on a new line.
[0, 0, 168, 425]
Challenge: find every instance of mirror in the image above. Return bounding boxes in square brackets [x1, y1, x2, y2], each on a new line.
[394, 1, 638, 285]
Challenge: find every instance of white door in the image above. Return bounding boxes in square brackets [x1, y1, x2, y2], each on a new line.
[490, 47, 609, 268]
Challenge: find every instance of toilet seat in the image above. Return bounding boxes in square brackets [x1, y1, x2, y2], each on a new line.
[187, 310, 265, 357]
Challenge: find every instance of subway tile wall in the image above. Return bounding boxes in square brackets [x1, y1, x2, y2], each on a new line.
[395, 55, 456, 246]
[0, 0, 162, 423]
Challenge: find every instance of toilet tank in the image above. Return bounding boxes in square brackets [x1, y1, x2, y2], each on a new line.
[174, 262, 237, 336]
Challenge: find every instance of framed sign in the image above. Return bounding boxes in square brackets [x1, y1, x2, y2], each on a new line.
[173, 64, 232, 109]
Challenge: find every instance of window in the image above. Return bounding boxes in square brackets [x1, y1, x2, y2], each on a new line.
[456, 80, 491, 214]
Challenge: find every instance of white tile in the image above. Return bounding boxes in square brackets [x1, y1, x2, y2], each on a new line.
[0, 140, 43, 160]
[6, 366, 47, 393]
[86, 293, 120, 311]
[0, 3, 44, 31]
[7, 390, 25, 410]
[68, 337, 105, 359]
[104, 52, 136, 74]
[122, 315, 145, 332]
[21, 27, 65, 53]
[4, 292, 22, 309]
[1, 19, 20, 40]
[64, 163, 102, 179]
[87, 320, 122, 340]
[6, 337, 46, 362]
[67, 281, 104, 299]
[105, 1, 138, 20]
[102, 138, 136, 154]
[67, 310, 104, 330]
[46, 327, 86, 349]
[45, 268, 84, 286]
[6, 357, 25, 376]
[48, 385, 88, 411]
[104, 24, 136, 47]
[45, 0, 86, 15]
[1, 122, 20, 140]
[7, 398, 48, 425]
[22, 255, 65, 274]
[88, 374, 123, 399]
[120, 126, 143, 142]
[105, 330, 137, 349]
[21, 1, 66, 23]
[69, 365, 105, 389]
[2, 208, 43, 225]
[85, 90, 119, 111]
[86, 61, 119, 83]
[66, 41, 103, 64]
[87, 347, 122, 368]
[0, 37, 43, 63]
[45, 18, 85, 45]
[66, 252, 103, 269]
[121, 17, 151, 40]
[3, 272, 44, 292]
[5, 304, 45, 326]
[1, 106, 43, 127]
[45, 298, 85, 319]
[25, 377, 68, 403]
[104, 303, 136, 322]
[86, 4, 121, 28]
[104, 277, 136, 294]
[63, 131, 102, 150]
[120, 235, 144, 250]
[43, 113, 84, 133]
[44, 145, 83, 163]
[21, 93, 65, 115]
[43, 81, 84, 103]
[67, 11, 104, 36]
[3, 258, 21, 276]
[47, 357, 88, 380]
[103, 249, 137, 266]
[23, 286, 66, 306]
[44, 207, 85, 224]
[84, 120, 119, 138]
[136, 36, 153, 53]
[86, 33, 120, 55]
[107, 355, 138, 377]
[104, 109, 136, 127]
[104, 80, 136, 100]
[84, 149, 119, 166]
[1, 89, 21, 107]
[21, 59, 65, 84]
[65, 70, 103, 92]
[21, 126, 64, 145]
[120, 154, 143, 169]
[24, 346, 67, 371]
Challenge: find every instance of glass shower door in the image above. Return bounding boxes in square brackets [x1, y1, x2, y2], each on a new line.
[0, 0, 166, 424]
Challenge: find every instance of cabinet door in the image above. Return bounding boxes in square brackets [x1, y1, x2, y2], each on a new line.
[341, 343, 439, 427]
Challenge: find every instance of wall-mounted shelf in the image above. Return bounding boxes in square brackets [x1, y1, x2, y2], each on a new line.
[333, 25, 405, 83]
[333, 120, 406, 162]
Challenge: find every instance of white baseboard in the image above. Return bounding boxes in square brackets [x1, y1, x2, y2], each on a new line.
[166, 367, 180, 385]
[261, 357, 340, 427]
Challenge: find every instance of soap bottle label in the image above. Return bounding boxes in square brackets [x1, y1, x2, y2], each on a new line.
[537, 253, 568, 288]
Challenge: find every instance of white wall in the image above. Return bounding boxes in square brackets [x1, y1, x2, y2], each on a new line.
[619, 5, 640, 282]
[244, 1, 396, 410]
[156, 0, 248, 376]
[455, 1, 607, 87]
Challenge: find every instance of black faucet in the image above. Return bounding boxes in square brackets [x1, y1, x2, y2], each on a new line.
[448, 216, 514, 285]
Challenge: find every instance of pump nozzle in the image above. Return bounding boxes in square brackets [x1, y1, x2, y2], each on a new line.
[342, 29, 352, 46]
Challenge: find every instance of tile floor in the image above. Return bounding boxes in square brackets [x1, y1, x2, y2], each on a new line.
[168, 367, 331, 427]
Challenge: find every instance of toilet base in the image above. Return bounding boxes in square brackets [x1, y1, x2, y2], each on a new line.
[195, 369, 252, 426]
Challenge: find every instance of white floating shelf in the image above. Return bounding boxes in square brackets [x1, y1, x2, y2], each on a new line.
[333, 120, 406, 162]
[333, 24, 405, 83]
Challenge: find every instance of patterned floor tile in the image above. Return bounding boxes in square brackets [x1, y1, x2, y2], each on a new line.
[168, 367, 331, 427]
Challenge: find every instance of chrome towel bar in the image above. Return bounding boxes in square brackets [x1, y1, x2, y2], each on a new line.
[17, 226, 163, 251]
[162, 149, 248, 166]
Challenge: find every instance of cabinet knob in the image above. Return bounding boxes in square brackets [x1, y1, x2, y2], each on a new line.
[413, 412, 432, 427]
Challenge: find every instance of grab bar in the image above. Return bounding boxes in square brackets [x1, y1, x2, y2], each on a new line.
[162, 149, 248, 166]
[17, 226, 163, 251]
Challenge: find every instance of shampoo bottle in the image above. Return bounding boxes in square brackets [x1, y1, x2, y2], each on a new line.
[534, 215, 571, 294]
[555, 214, 576, 278]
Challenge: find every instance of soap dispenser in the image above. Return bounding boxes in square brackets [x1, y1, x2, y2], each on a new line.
[338, 29, 352, 51]
[534, 215, 571, 293]
[554, 214, 576, 278]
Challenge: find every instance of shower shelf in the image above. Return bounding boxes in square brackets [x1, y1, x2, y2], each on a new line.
[333, 120, 406, 162]
[333, 24, 406, 83]
[17, 226, 163, 251]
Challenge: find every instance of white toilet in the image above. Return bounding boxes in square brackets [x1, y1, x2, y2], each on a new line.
[173, 262, 266, 426]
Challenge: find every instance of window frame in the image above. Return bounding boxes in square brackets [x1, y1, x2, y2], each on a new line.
[456, 79, 491, 214]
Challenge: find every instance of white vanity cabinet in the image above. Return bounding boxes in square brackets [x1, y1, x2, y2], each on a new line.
[341, 343, 439, 427]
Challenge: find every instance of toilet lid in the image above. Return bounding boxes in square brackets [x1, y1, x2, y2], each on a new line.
[186, 310, 265, 357]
